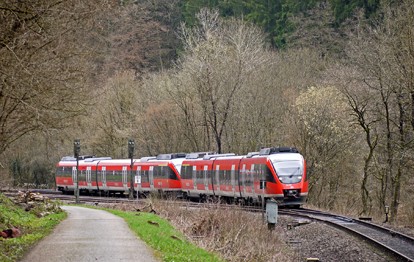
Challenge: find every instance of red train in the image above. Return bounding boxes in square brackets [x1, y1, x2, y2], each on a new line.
[55, 147, 308, 207]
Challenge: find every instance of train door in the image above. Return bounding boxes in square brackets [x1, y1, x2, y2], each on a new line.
[215, 165, 220, 193]
[251, 164, 256, 198]
[101, 166, 107, 190]
[122, 166, 128, 190]
[241, 164, 246, 196]
[160, 165, 168, 188]
[86, 166, 92, 188]
[72, 167, 77, 189]
[231, 164, 236, 196]
[149, 166, 154, 190]
[203, 165, 208, 191]
[192, 166, 197, 190]
[136, 166, 141, 193]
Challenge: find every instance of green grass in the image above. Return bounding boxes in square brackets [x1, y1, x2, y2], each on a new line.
[0, 193, 66, 262]
[0, 194, 222, 262]
[108, 209, 224, 262]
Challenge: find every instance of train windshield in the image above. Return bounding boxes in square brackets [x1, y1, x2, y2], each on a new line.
[272, 160, 303, 184]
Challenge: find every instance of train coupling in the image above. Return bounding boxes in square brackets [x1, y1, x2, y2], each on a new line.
[283, 189, 300, 198]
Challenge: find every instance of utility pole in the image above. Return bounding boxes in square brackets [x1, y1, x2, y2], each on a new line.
[74, 139, 80, 204]
[128, 139, 135, 200]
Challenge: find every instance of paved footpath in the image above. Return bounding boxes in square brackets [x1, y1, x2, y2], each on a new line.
[20, 206, 159, 262]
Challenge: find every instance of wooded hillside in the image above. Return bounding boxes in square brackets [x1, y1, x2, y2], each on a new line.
[1, 0, 413, 224]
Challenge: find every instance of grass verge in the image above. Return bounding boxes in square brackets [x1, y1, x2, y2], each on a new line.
[107, 209, 224, 262]
[0, 193, 66, 262]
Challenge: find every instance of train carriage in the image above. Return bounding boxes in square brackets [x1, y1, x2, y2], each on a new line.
[56, 147, 307, 206]
[56, 154, 185, 196]
[135, 153, 185, 196]
[180, 147, 308, 206]
[55, 157, 79, 194]
[56, 157, 132, 195]
[181, 153, 237, 199]
[93, 159, 135, 194]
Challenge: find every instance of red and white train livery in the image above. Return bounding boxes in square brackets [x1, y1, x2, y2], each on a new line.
[55, 147, 308, 206]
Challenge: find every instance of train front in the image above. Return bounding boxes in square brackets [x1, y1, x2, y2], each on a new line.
[267, 149, 308, 207]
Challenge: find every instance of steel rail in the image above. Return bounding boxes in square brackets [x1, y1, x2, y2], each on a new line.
[279, 209, 414, 262]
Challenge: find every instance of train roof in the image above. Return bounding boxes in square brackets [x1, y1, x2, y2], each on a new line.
[58, 147, 302, 166]
[60, 155, 99, 161]
[259, 147, 299, 155]
[156, 153, 186, 160]
[140, 157, 157, 162]
[246, 152, 260, 158]
[202, 153, 236, 160]
[84, 159, 138, 165]
[185, 151, 216, 159]
[83, 157, 113, 162]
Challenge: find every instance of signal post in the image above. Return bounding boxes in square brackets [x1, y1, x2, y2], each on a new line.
[128, 139, 135, 200]
[74, 139, 80, 204]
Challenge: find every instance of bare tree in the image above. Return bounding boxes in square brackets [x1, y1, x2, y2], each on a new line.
[176, 8, 270, 153]
[0, 0, 110, 154]
[137, 73, 189, 155]
[294, 86, 358, 209]
[343, 0, 414, 221]
[341, 71, 380, 215]
[88, 71, 139, 158]
[95, 0, 181, 78]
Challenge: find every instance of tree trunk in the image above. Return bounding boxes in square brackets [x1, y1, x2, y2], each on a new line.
[390, 95, 405, 222]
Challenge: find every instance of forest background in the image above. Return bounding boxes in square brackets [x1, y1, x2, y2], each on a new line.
[1, 0, 414, 225]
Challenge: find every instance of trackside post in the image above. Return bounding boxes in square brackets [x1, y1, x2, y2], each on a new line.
[128, 139, 135, 200]
[260, 179, 266, 222]
[266, 199, 278, 230]
[74, 139, 80, 204]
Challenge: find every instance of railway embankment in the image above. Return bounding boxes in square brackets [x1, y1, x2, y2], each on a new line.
[2, 191, 413, 261]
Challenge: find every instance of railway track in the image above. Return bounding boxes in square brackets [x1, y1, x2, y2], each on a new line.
[3, 189, 414, 261]
[279, 208, 414, 261]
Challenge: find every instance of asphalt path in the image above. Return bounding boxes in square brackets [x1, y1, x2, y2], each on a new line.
[20, 205, 159, 262]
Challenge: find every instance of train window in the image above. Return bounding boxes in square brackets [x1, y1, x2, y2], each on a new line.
[115, 170, 121, 182]
[272, 160, 303, 184]
[167, 167, 178, 180]
[214, 166, 220, 185]
[219, 170, 225, 185]
[226, 169, 229, 185]
[141, 170, 149, 183]
[153, 166, 162, 179]
[56, 167, 62, 177]
[106, 170, 112, 181]
[197, 169, 203, 184]
[263, 165, 276, 183]
[57, 167, 71, 177]
[231, 167, 235, 187]
[162, 167, 167, 179]
[181, 165, 192, 179]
